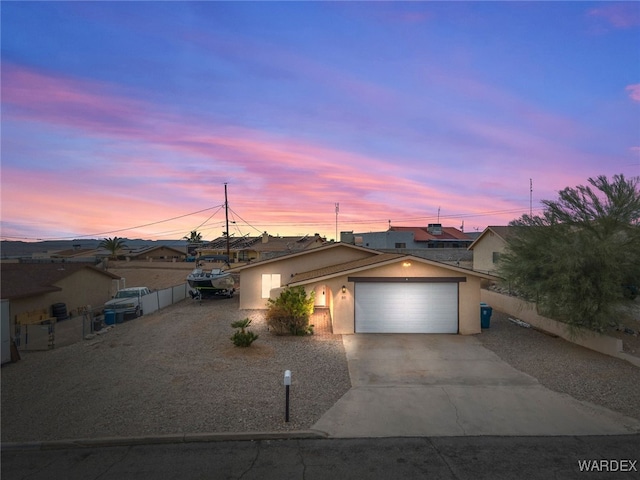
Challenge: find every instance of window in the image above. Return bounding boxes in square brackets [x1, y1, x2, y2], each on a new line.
[261, 273, 281, 298]
[492, 252, 501, 263]
[395, 243, 406, 249]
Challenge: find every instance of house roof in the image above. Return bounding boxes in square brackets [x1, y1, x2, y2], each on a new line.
[289, 253, 498, 286]
[127, 245, 186, 257]
[467, 226, 515, 250]
[202, 234, 325, 253]
[227, 242, 382, 272]
[289, 253, 404, 284]
[389, 226, 472, 242]
[0, 263, 121, 300]
[51, 248, 100, 258]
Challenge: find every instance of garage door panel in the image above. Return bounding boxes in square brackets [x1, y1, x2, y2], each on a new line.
[355, 282, 458, 334]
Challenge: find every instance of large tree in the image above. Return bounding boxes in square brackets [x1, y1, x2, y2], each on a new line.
[99, 236, 128, 260]
[498, 174, 640, 332]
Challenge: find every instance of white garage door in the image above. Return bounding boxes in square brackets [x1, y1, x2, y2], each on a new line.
[355, 282, 458, 333]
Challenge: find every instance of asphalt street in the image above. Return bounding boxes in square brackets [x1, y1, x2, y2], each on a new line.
[2, 434, 640, 480]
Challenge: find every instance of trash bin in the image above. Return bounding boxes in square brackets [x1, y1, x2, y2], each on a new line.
[480, 303, 493, 329]
[115, 311, 126, 324]
[93, 318, 102, 332]
[104, 310, 116, 326]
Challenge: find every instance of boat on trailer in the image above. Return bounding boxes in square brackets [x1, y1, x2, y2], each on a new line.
[187, 267, 235, 298]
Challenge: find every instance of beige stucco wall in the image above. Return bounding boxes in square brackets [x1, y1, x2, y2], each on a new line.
[480, 289, 640, 367]
[9, 269, 117, 327]
[306, 261, 483, 335]
[238, 246, 376, 309]
[472, 232, 506, 274]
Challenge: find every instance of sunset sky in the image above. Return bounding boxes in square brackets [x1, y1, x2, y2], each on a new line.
[2, 1, 639, 242]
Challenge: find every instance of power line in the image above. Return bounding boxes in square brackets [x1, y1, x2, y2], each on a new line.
[3, 205, 225, 241]
[1, 204, 541, 242]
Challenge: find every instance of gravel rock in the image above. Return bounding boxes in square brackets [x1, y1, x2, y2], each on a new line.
[478, 310, 640, 422]
[1, 296, 351, 442]
[3, 300, 639, 444]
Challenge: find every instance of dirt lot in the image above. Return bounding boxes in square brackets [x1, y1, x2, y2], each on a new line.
[109, 261, 196, 291]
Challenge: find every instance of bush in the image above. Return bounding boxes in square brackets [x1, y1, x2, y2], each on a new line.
[266, 286, 315, 335]
[230, 318, 258, 347]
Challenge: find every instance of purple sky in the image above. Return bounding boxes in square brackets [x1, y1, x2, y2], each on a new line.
[2, 1, 639, 241]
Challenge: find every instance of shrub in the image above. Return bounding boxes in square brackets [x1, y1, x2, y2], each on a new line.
[266, 286, 315, 336]
[230, 318, 258, 347]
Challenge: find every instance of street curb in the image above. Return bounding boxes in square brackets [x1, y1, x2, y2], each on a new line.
[1, 430, 329, 452]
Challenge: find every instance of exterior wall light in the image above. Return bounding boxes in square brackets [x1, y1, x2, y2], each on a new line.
[403, 261, 412, 267]
[342, 285, 347, 294]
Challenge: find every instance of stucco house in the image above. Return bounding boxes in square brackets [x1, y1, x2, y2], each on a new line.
[347, 224, 473, 250]
[199, 232, 326, 263]
[231, 243, 497, 335]
[124, 245, 186, 262]
[1, 262, 121, 317]
[468, 226, 514, 275]
[1, 262, 122, 350]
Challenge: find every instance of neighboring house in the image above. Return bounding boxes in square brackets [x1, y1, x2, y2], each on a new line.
[0, 262, 122, 327]
[199, 232, 326, 263]
[231, 243, 497, 335]
[124, 245, 187, 262]
[32, 246, 110, 263]
[348, 224, 473, 250]
[468, 226, 514, 275]
[343, 224, 474, 266]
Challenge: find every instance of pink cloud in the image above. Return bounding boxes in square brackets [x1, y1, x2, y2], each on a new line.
[626, 84, 640, 102]
[1, 63, 460, 239]
[587, 3, 640, 29]
[2, 63, 153, 137]
[0, 62, 621, 241]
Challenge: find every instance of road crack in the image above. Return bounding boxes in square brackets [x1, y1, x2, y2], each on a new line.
[441, 387, 467, 435]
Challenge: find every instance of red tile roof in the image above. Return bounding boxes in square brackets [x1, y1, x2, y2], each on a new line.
[389, 226, 472, 241]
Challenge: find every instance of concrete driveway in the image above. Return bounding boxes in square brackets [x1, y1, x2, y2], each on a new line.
[312, 334, 640, 437]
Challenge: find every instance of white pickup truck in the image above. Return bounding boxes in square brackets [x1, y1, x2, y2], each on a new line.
[104, 287, 150, 317]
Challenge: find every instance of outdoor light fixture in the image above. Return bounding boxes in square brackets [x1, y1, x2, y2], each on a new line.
[342, 285, 346, 294]
[403, 261, 412, 267]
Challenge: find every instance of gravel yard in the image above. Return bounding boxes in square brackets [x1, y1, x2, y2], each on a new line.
[1, 296, 351, 443]
[2, 292, 639, 444]
[478, 311, 640, 422]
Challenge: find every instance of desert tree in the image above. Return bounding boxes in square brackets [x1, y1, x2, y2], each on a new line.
[498, 174, 640, 332]
[99, 236, 128, 261]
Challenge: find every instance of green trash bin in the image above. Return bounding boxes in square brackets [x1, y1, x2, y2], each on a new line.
[480, 304, 493, 329]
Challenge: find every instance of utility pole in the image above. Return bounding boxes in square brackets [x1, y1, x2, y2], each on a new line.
[225, 183, 230, 261]
[335, 203, 339, 242]
[530, 178, 533, 217]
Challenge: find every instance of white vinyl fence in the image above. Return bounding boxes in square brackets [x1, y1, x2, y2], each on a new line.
[141, 283, 189, 316]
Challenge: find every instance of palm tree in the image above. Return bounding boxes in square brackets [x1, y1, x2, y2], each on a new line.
[184, 231, 203, 257]
[99, 236, 127, 261]
[183, 231, 203, 243]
